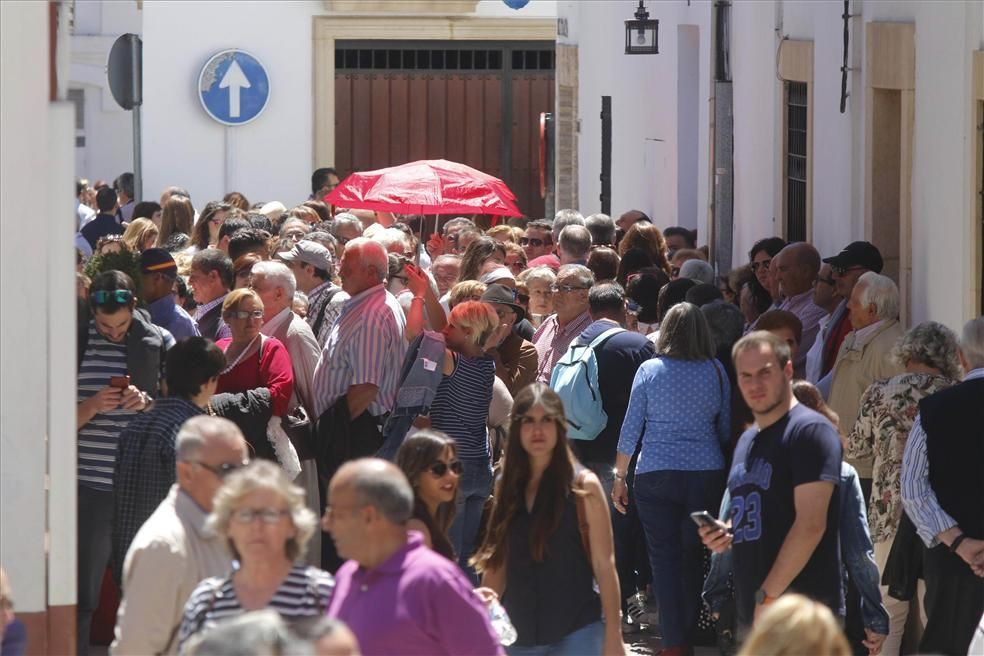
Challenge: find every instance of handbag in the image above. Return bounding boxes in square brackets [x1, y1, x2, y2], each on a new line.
[282, 405, 314, 461]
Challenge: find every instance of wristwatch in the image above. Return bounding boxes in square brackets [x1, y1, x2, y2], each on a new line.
[755, 588, 777, 606]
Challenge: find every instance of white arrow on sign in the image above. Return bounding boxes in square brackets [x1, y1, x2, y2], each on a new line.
[219, 59, 251, 118]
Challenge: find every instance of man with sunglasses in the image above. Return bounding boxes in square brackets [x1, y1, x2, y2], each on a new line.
[76, 271, 170, 655]
[112, 416, 248, 656]
[521, 220, 555, 262]
[818, 241, 884, 379]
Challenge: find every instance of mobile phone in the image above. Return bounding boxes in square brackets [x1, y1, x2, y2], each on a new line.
[690, 510, 726, 530]
[109, 375, 131, 389]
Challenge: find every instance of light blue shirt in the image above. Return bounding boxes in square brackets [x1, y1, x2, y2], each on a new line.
[901, 367, 984, 547]
[617, 356, 730, 474]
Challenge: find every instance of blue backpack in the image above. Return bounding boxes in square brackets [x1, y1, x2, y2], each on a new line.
[549, 327, 623, 440]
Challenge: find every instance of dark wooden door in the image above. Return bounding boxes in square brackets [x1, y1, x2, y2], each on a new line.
[334, 43, 554, 220]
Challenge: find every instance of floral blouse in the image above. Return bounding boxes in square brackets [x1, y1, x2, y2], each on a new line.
[847, 372, 958, 544]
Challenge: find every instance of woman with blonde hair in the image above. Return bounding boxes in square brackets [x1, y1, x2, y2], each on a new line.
[487, 224, 518, 244]
[516, 266, 555, 328]
[406, 265, 510, 571]
[738, 594, 851, 656]
[159, 195, 195, 246]
[176, 460, 333, 652]
[448, 280, 487, 310]
[121, 217, 159, 252]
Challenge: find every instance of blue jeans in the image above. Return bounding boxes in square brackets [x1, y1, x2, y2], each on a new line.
[449, 456, 493, 576]
[506, 620, 605, 656]
[634, 469, 725, 648]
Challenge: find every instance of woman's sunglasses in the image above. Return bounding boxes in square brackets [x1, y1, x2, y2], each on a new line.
[428, 460, 463, 477]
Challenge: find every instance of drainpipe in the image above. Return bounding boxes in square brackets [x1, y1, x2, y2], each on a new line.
[710, 0, 734, 273]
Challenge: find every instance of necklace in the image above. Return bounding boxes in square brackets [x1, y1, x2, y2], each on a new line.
[221, 333, 261, 374]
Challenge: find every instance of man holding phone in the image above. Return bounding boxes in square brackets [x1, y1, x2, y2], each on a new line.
[76, 270, 170, 656]
[699, 331, 842, 633]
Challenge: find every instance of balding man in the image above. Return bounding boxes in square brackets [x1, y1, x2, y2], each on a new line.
[111, 416, 247, 656]
[558, 224, 592, 265]
[324, 459, 501, 656]
[774, 243, 827, 377]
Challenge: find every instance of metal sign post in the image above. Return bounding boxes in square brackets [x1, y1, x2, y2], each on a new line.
[107, 33, 143, 201]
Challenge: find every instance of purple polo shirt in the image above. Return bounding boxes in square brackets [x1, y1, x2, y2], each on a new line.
[327, 531, 503, 656]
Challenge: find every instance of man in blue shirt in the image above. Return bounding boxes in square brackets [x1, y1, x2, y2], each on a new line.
[700, 330, 842, 632]
[140, 248, 200, 340]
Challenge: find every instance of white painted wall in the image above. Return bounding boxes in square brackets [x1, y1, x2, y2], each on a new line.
[563, 0, 712, 237]
[571, 0, 983, 326]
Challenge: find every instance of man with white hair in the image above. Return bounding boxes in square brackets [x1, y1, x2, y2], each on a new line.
[111, 417, 248, 655]
[374, 227, 412, 255]
[901, 316, 984, 655]
[278, 240, 341, 347]
[312, 237, 406, 425]
[324, 458, 501, 655]
[532, 264, 595, 383]
[827, 272, 904, 498]
[330, 212, 364, 247]
[250, 260, 324, 563]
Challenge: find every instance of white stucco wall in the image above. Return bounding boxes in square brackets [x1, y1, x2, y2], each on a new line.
[564, 0, 712, 236]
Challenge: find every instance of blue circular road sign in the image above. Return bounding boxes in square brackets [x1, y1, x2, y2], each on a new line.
[198, 49, 270, 126]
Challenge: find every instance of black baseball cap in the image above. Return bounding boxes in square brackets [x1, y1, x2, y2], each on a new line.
[481, 284, 526, 322]
[140, 248, 177, 277]
[822, 241, 883, 273]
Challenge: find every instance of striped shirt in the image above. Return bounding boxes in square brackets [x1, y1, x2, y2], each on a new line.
[176, 564, 334, 652]
[305, 280, 344, 347]
[77, 323, 139, 491]
[429, 354, 495, 459]
[312, 284, 406, 417]
[901, 367, 984, 547]
[532, 310, 594, 383]
[193, 294, 232, 341]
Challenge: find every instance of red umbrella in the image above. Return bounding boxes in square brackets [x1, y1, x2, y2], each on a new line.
[324, 159, 522, 218]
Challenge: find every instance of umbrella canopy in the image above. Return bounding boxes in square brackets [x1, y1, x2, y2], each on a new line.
[325, 159, 522, 217]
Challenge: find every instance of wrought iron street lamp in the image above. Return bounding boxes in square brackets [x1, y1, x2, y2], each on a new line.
[625, 0, 659, 55]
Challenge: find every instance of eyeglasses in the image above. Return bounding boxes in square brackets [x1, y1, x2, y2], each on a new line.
[429, 460, 463, 477]
[817, 276, 836, 286]
[520, 237, 551, 247]
[831, 265, 864, 277]
[189, 459, 248, 479]
[91, 289, 134, 304]
[750, 260, 771, 272]
[228, 310, 264, 320]
[231, 508, 290, 524]
[550, 284, 589, 293]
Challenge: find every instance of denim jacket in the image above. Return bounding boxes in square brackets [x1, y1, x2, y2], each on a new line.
[703, 462, 890, 635]
[377, 331, 446, 460]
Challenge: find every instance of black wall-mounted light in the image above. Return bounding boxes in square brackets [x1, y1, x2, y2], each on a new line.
[625, 0, 659, 55]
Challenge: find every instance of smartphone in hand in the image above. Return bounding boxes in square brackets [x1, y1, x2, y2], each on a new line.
[690, 510, 728, 532]
[109, 375, 131, 389]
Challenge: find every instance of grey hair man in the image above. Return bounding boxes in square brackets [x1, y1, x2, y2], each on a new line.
[312, 237, 406, 420]
[182, 610, 304, 656]
[112, 416, 247, 656]
[250, 261, 324, 564]
[279, 240, 342, 348]
[584, 213, 616, 247]
[532, 264, 596, 383]
[330, 212, 364, 247]
[430, 254, 461, 297]
[552, 209, 585, 244]
[828, 272, 904, 494]
[324, 459, 501, 656]
[679, 259, 716, 286]
[558, 224, 592, 265]
[901, 316, 984, 655]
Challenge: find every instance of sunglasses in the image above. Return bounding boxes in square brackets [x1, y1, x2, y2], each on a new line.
[231, 508, 290, 524]
[91, 289, 134, 304]
[831, 265, 864, 277]
[229, 310, 264, 320]
[191, 459, 248, 479]
[429, 460, 463, 477]
[750, 260, 771, 272]
[520, 237, 551, 247]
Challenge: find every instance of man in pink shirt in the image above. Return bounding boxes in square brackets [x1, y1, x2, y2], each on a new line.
[324, 459, 503, 656]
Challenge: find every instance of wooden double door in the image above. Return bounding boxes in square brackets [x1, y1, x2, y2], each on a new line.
[334, 41, 555, 220]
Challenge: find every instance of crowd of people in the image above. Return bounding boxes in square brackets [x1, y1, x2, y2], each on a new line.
[35, 168, 983, 656]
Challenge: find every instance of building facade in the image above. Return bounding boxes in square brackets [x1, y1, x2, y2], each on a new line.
[562, 0, 984, 328]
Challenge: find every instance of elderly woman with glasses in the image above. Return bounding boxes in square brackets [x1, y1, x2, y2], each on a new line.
[175, 460, 333, 652]
[215, 289, 298, 476]
[846, 321, 962, 655]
